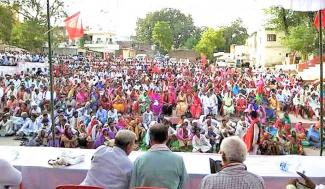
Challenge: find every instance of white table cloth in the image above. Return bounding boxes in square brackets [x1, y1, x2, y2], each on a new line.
[0, 146, 325, 189]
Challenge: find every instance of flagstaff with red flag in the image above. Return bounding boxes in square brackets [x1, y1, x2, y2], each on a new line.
[64, 12, 84, 40]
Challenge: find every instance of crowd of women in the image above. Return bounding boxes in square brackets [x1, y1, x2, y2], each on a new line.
[0, 54, 323, 154]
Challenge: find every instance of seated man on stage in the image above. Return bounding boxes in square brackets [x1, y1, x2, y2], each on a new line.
[200, 136, 265, 189]
[81, 130, 136, 189]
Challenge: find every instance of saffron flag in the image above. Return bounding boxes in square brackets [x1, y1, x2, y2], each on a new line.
[314, 9, 325, 31]
[64, 12, 84, 40]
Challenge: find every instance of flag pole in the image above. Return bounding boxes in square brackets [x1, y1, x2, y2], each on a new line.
[319, 9, 324, 156]
[47, 0, 55, 146]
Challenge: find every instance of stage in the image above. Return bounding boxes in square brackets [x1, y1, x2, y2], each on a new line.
[0, 146, 324, 189]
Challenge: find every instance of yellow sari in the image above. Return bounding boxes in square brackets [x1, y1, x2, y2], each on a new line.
[113, 95, 125, 113]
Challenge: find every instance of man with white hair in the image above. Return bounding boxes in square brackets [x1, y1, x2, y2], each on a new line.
[200, 136, 265, 189]
[81, 130, 136, 189]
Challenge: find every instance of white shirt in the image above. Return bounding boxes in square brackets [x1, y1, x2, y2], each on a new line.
[82, 146, 133, 189]
[0, 159, 22, 189]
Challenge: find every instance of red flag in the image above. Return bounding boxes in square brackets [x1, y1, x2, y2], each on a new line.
[64, 12, 84, 40]
[314, 9, 325, 32]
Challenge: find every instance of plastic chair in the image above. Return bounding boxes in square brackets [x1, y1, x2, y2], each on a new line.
[56, 185, 104, 189]
[133, 188, 167, 189]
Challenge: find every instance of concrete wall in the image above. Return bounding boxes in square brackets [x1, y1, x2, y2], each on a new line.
[169, 50, 198, 62]
[248, 29, 288, 67]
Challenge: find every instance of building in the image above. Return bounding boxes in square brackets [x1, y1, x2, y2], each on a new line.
[115, 41, 136, 58]
[247, 28, 289, 67]
[83, 31, 119, 54]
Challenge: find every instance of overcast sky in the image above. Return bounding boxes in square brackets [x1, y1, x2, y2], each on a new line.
[65, 0, 267, 36]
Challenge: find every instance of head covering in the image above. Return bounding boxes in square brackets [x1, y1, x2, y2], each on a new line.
[21, 112, 28, 117]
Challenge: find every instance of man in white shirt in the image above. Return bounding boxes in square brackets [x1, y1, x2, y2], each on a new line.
[107, 106, 118, 123]
[142, 108, 154, 130]
[81, 130, 136, 189]
[0, 158, 22, 189]
[0, 113, 13, 136]
[192, 128, 212, 153]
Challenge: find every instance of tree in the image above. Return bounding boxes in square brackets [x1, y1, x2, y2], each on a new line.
[3, 0, 66, 24]
[152, 21, 173, 53]
[136, 8, 195, 48]
[194, 28, 225, 58]
[11, 20, 46, 51]
[183, 27, 206, 50]
[265, 7, 309, 35]
[2, 0, 67, 51]
[283, 25, 316, 60]
[0, 4, 15, 43]
[222, 19, 248, 52]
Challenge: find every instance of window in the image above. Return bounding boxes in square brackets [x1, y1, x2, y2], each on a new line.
[267, 34, 276, 42]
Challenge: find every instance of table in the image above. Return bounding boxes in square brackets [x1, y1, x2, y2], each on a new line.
[0, 146, 325, 189]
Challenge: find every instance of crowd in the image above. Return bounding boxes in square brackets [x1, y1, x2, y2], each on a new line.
[0, 54, 324, 156]
[0, 51, 47, 65]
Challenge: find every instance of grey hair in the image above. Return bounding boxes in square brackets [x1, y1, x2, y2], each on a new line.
[114, 130, 136, 150]
[220, 136, 247, 163]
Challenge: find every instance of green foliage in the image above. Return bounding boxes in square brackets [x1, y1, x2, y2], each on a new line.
[194, 28, 225, 58]
[152, 21, 173, 53]
[265, 7, 319, 59]
[265, 7, 310, 35]
[0, 5, 14, 43]
[222, 18, 248, 52]
[11, 21, 46, 52]
[136, 8, 195, 48]
[2, 0, 66, 51]
[6, 0, 66, 24]
[183, 27, 205, 50]
[282, 25, 316, 60]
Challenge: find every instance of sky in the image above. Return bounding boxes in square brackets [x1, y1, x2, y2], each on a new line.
[65, 0, 267, 36]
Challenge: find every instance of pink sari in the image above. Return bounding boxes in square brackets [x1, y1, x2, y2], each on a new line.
[76, 92, 88, 107]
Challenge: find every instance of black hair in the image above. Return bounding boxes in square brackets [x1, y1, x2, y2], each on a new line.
[149, 124, 168, 144]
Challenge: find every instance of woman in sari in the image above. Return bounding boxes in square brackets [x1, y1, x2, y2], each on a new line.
[48, 126, 61, 147]
[190, 92, 202, 119]
[130, 89, 139, 115]
[139, 91, 150, 114]
[168, 84, 177, 105]
[116, 114, 127, 130]
[61, 124, 78, 148]
[112, 91, 126, 113]
[127, 118, 144, 142]
[77, 123, 88, 148]
[176, 90, 188, 117]
[100, 96, 110, 110]
[294, 122, 306, 140]
[287, 131, 304, 155]
[76, 88, 88, 108]
[150, 89, 162, 116]
[93, 128, 114, 148]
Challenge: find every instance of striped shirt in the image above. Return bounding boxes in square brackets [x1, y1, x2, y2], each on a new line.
[200, 163, 265, 189]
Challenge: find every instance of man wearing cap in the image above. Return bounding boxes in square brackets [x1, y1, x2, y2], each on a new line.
[30, 101, 41, 115]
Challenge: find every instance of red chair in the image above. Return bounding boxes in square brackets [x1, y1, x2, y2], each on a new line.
[56, 185, 104, 189]
[133, 187, 167, 189]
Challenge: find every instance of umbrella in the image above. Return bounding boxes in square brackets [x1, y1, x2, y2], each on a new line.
[257, 0, 325, 156]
